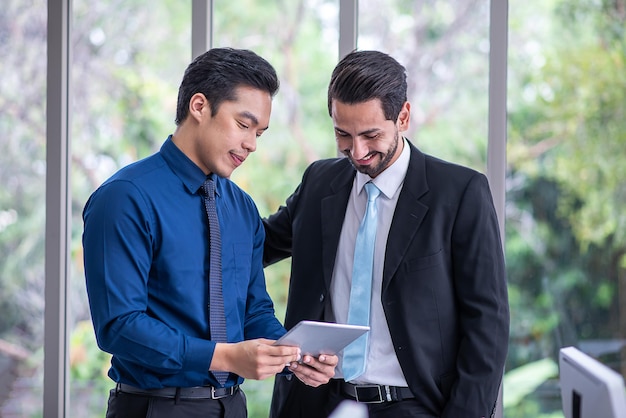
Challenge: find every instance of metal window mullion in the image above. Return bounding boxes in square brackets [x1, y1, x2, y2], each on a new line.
[192, 0, 213, 59]
[339, 0, 357, 60]
[336, 0, 358, 158]
[488, 0, 508, 240]
[44, 0, 72, 417]
[488, 1, 509, 418]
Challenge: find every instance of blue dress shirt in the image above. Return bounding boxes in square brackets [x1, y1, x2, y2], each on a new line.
[82, 136, 286, 389]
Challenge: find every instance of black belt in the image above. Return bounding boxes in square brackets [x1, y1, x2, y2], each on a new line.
[340, 381, 414, 403]
[116, 383, 239, 400]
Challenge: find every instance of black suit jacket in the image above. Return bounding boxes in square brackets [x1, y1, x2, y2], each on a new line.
[263, 141, 509, 417]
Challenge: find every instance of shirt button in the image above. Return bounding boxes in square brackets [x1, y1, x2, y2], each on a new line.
[319, 294, 325, 302]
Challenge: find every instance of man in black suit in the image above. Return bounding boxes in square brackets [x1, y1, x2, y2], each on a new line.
[264, 50, 509, 418]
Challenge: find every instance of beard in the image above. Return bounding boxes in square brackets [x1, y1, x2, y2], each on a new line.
[348, 129, 400, 178]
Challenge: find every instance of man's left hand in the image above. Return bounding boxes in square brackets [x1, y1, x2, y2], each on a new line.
[289, 354, 338, 387]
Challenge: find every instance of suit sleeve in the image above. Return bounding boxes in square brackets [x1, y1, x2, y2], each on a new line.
[262, 167, 312, 266]
[263, 201, 294, 266]
[443, 173, 509, 417]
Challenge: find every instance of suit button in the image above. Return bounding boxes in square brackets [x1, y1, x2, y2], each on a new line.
[319, 294, 325, 302]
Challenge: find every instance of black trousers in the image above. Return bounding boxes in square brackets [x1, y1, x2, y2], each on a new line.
[105, 388, 247, 418]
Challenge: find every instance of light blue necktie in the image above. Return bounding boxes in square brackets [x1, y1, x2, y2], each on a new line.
[342, 182, 381, 382]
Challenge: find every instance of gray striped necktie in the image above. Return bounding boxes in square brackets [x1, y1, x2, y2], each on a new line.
[201, 176, 229, 386]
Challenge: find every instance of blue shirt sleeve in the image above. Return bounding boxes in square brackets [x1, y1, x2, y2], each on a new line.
[83, 179, 217, 380]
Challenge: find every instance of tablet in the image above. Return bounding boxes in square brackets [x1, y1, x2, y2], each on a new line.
[274, 320, 370, 357]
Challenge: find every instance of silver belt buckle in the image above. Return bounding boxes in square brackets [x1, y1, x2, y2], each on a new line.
[354, 384, 384, 403]
[210, 386, 234, 400]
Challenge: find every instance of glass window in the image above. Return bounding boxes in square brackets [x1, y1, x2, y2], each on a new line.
[219, 0, 340, 205]
[0, 1, 47, 415]
[214, 1, 339, 416]
[69, 1, 191, 416]
[506, 0, 626, 416]
[359, 0, 491, 172]
[64, 0, 339, 416]
[7, 1, 573, 417]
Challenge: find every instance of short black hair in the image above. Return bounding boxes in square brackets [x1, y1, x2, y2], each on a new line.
[175, 47, 280, 125]
[327, 50, 407, 121]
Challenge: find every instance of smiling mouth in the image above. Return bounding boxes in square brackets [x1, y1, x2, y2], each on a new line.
[355, 153, 376, 165]
[231, 153, 245, 166]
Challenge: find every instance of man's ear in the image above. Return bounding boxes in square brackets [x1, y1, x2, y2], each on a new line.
[188, 93, 209, 122]
[397, 101, 411, 132]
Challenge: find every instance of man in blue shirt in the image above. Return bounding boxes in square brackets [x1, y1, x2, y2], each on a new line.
[83, 47, 337, 418]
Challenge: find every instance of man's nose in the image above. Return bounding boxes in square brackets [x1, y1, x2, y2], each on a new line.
[350, 137, 368, 160]
[242, 134, 257, 153]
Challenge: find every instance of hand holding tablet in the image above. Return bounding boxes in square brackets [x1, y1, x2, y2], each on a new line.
[274, 320, 370, 357]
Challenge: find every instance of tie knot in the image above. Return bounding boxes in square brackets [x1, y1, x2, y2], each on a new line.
[202, 178, 216, 199]
[364, 182, 380, 202]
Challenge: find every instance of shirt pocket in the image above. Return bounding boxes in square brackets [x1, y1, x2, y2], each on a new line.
[222, 242, 253, 303]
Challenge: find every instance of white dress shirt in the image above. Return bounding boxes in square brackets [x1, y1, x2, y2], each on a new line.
[331, 137, 411, 386]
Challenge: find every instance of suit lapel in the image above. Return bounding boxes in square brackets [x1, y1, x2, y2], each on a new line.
[382, 143, 430, 293]
[321, 162, 355, 290]
[317, 146, 430, 293]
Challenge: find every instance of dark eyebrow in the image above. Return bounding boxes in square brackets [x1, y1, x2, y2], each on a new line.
[335, 127, 381, 136]
[238, 111, 268, 130]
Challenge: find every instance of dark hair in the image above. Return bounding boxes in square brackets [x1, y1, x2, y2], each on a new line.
[175, 47, 280, 125]
[327, 50, 407, 121]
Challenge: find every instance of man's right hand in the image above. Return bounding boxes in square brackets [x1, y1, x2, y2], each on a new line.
[210, 338, 301, 380]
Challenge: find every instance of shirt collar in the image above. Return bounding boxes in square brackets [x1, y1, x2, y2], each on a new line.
[355, 137, 411, 199]
[160, 135, 220, 195]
